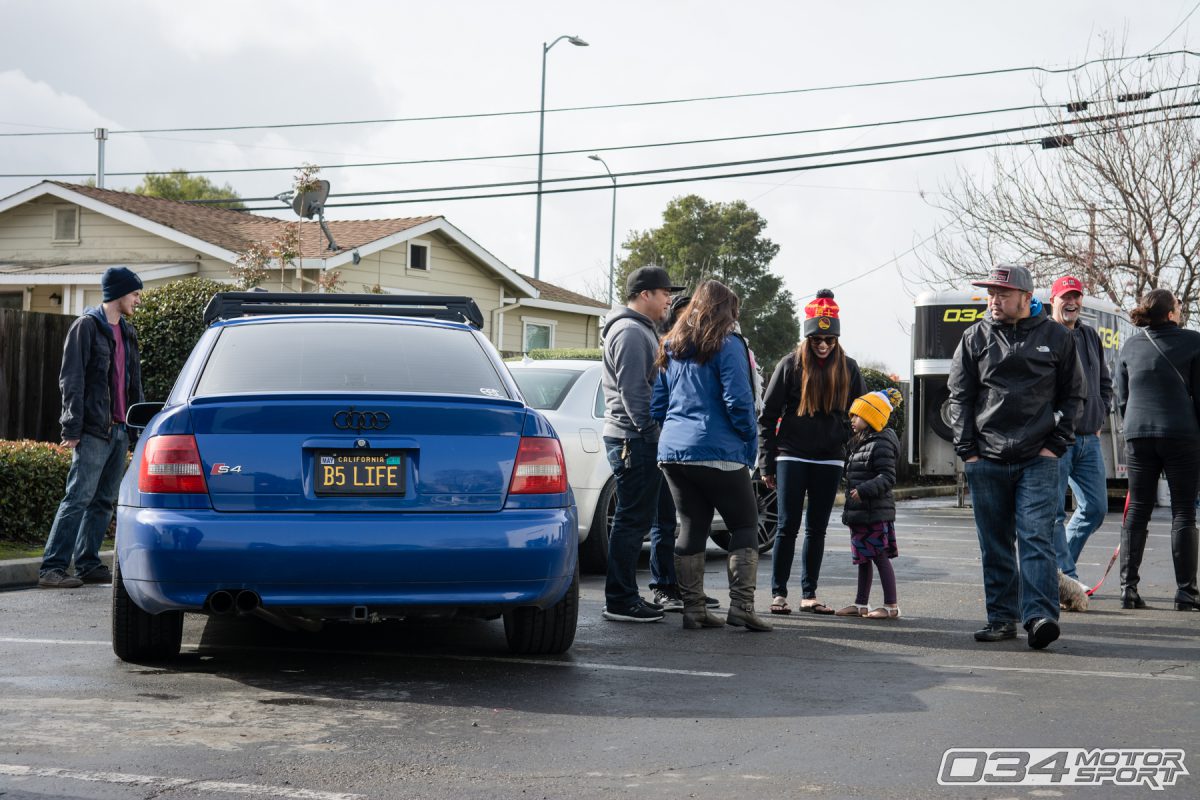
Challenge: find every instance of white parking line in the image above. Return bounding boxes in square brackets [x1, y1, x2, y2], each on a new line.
[935, 664, 1195, 681]
[0, 637, 734, 678]
[0, 764, 363, 799]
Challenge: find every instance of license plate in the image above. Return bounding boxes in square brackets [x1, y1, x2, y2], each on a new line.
[315, 451, 406, 496]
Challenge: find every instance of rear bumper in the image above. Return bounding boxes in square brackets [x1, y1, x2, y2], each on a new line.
[116, 505, 577, 614]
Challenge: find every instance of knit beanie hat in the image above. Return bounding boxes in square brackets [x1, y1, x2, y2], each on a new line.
[803, 289, 841, 338]
[850, 387, 903, 432]
[101, 266, 144, 302]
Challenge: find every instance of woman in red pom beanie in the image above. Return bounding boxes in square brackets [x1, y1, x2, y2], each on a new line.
[758, 289, 867, 615]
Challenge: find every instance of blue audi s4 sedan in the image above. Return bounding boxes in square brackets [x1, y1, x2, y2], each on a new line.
[113, 293, 578, 662]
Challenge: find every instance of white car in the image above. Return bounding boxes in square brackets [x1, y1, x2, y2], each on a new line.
[507, 358, 777, 574]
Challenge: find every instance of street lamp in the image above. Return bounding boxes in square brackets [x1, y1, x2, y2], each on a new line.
[589, 154, 617, 307]
[534, 34, 589, 279]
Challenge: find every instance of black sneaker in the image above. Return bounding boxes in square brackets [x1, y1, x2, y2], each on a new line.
[652, 588, 684, 613]
[641, 596, 665, 612]
[704, 595, 721, 609]
[973, 621, 1018, 642]
[1026, 617, 1060, 650]
[78, 565, 112, 584]
[602, 602, 665, 623]
[38, 569, 83, 589]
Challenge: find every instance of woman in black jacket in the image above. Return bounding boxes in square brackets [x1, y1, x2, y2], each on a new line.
[1115, 288, 1200, 611]
[759, 290, 867, 615]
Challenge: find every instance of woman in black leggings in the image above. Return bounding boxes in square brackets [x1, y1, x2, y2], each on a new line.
[652, 280, 771, 631]
[1115, 288, 1200, 611]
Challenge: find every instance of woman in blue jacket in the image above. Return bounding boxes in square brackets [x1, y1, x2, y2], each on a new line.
[652, 280, 771, 632]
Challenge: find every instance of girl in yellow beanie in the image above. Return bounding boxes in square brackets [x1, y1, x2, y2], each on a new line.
[836, 388, 903, 619]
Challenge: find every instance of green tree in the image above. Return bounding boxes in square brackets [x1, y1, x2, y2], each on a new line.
[619, 195, 800, 367]
[130, 277, 231, 400]
[133, 170, 244, 209]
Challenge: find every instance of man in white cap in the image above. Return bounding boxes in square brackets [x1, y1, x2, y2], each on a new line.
[948, 264, 1085, 649]
[38, 266, 144, 588]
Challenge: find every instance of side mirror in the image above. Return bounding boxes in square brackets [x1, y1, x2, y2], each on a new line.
[126, 402, 165, 430]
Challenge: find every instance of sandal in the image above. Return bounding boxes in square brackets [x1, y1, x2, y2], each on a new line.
[865, 605, 901, 620]
[834, 604, 869, 617]
[769, 596, 791, 615]
[799, 599, 835, 615]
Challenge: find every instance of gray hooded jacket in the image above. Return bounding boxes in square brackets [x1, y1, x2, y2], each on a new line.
[601, 307, 661, 441]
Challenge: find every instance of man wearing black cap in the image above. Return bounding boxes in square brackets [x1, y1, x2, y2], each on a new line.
[38, 266, 144, 588]
[948, 264, 1085, 649]
[599, 266, 684, 622]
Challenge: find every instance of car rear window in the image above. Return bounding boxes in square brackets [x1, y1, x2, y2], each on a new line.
[194, 320, 510, 397]
[509, 368, 583, 410]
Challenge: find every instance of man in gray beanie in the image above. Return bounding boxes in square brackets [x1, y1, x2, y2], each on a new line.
[38, 266, 145, 588]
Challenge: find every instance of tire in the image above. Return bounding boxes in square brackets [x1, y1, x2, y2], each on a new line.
[111, 558, 183, 663]
[503, 568, 579, 655]
[578, 479, 616, 575]
[709, 472, 778, 555]
[928, 382, 955, 442]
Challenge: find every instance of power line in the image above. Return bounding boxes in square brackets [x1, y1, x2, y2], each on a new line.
[2, 49, 1197, 138]
[11, 81, 1200, 181]
[191, 98, 1200, 205]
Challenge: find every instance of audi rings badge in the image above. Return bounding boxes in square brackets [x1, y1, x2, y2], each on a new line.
[333, 408, 391, 432]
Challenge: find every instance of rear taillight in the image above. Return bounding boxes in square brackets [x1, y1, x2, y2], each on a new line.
[138, 435, 208, 494]
[509, 436, 568, 494]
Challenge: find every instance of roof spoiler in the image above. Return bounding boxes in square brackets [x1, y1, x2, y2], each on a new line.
[202, 292, 485, 329]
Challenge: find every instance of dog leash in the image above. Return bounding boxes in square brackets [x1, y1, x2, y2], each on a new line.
[1086, 490, 1127, 597]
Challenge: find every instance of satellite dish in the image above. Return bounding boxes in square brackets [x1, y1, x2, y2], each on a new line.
[291, 180, 331, 219]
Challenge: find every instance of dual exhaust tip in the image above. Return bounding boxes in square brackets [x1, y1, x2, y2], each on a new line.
[207, 589, 259, 616]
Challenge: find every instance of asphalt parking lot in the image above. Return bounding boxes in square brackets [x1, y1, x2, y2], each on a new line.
[0, 497, 1197, 800]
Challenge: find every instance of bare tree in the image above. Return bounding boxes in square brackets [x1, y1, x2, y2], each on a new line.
[922, 50, 1200, 320]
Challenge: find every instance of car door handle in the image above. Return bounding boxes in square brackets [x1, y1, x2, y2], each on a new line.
[579, 429, 600, 454]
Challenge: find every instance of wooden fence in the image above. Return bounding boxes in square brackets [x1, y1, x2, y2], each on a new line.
[0, 309, 74, 443]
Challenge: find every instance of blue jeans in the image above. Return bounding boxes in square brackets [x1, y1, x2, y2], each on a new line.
[770, 459, 843, 598]
[1052, 433, 1108, 579]
[603, 436, 661, 609]
[40, 427, 129, 577]
[648, 482, 678, 590]
[965, 455, 1060, 625]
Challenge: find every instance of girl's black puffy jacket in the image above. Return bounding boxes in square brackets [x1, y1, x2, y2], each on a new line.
[841, 427, 899, 526]
[757, 351, 867, 475]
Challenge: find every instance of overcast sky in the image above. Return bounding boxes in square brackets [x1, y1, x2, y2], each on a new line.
[2, 1, 1195, 375]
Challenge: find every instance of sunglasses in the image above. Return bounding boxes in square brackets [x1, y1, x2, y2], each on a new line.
[809, 336, 838, 346]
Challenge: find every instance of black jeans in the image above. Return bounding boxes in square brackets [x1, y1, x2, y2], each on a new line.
[660, 464, 759, 556]
[603, 436, 662, 609]
[1125, 437, 1200, 533]
[770, 460, 843, 598]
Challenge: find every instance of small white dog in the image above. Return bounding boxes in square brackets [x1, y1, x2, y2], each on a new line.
[1059, 570, 1089, 612]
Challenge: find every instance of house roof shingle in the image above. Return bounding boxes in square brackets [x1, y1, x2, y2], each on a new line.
[521, 274, 610, 310]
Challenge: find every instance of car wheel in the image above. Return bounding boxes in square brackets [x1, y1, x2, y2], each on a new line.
[503, 567, 579, 655]
[111, 558, 183, 663]
[709, 473, 777, 555]
[578, 479, 616, 575]
[928, 382, 955, 442]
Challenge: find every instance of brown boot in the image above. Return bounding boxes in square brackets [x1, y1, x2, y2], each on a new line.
[676, 553, 722, 629]
[725, 548, 772, 631]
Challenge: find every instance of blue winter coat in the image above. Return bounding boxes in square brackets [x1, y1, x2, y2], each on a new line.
[651, 333, 758, 467]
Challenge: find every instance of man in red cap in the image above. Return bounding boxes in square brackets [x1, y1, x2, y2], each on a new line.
[1049, 275, 1112, 601]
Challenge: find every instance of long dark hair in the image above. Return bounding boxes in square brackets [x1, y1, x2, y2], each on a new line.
[656, 280, 739, 368]
[1130, 288, 1177, 327]
[795, 337, 850, 416]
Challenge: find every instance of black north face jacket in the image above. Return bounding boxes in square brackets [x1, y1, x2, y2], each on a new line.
[948, 310, 1085, 463]
[59, 305, 144, 442]
[841, 426, 899, 526]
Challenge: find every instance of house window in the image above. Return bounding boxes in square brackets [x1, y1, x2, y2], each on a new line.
[0, 292, 22, 310]
[408, 240, 430, 271]
[523, 319, 555, 352]
[53, 207, 79, 243]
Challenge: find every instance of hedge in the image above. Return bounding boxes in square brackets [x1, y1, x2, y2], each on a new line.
[0, 440, 72, 543]
[131, 276, 231, 401]
[860, 367, 906, 437]
[517, 348, 603, 361]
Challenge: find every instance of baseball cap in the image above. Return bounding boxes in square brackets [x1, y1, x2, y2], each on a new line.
[1051, 275, 1085, 299]
[627, 266, 685, 295]
[971, 264, 1034, 293]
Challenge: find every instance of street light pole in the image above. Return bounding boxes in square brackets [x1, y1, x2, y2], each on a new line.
[589, 154, 617, 306]
[534, 34, 588, 280]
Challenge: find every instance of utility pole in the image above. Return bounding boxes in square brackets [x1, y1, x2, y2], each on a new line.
[94, 128, 108, 188]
